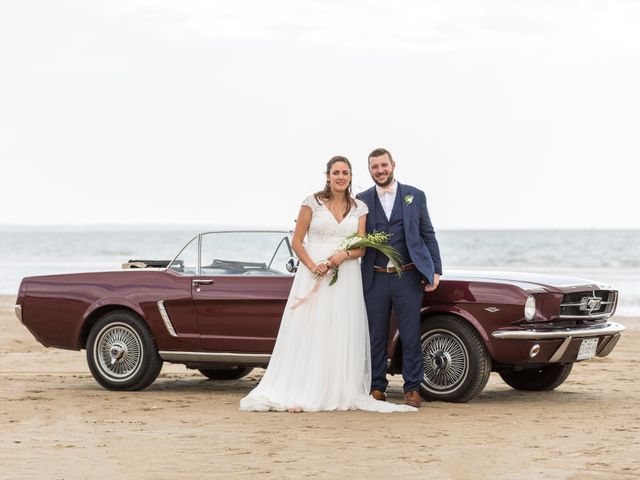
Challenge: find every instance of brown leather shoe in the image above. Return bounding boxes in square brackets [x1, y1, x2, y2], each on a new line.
[371, 389, 387, 401]
[405, 390, 421, 408]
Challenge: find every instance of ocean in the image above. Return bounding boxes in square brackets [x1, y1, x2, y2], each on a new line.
[1, 228, 638, 316]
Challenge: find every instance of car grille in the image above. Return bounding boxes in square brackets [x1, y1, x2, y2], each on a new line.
[559, 290, 617, 320]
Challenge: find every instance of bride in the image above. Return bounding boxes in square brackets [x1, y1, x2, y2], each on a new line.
[239, 156, 415, 413]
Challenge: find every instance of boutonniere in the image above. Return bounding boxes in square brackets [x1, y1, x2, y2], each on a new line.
[403, 194, 414, 205]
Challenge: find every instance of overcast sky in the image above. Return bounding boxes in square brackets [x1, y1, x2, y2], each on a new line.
[1, 0, 639, 229]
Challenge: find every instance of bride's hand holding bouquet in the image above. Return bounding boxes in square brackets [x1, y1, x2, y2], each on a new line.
[310, 262, 330, 277]
[326, 250, 351, 270]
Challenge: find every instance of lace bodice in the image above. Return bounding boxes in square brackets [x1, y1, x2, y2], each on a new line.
[301, 194, 368, 245]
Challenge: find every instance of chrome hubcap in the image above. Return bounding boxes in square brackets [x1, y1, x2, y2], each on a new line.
[422, 330, 469, 392]
[109, 342, 126, 365]
[431, 350, 452, 373]
[95, 323, 143, 380]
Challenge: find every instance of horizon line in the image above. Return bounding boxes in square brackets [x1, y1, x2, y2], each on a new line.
[1, 224, 639, 232]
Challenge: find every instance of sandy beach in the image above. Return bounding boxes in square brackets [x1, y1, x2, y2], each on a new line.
[1, 294, 639, 480]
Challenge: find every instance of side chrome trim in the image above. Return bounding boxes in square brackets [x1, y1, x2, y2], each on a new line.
[492, 322, 626, 340]
[159, 351, 271, 365]
[157, 301, 178, 337]
[15, 305, 23, 324]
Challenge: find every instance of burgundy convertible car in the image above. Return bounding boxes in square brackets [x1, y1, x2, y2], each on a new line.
[15, 231, 625, 402]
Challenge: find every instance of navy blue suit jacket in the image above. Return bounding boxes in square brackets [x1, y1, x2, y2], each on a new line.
[356, 183, 442, 292]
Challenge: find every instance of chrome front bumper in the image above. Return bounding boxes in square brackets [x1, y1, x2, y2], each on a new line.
[15, 305, 23, 324]
[492, 321, 626, 340]
[491, 322, 625, 363]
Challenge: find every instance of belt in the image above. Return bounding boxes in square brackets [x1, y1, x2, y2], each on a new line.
[373, 263, 415, 273]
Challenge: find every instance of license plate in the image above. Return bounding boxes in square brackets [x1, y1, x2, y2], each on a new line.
[577, 338, 599, 360]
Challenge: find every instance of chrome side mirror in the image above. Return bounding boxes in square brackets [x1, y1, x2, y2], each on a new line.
[286, 257, 298, 273]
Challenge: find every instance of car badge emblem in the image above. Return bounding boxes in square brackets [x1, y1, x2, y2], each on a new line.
[485, 307, 500, 313]
[580, 296, 602, 313]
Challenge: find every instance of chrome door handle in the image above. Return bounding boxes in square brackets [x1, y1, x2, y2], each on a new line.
[192, 279, 214, 286]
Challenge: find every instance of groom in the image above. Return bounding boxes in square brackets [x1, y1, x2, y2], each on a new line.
[356, 148, 442, 408]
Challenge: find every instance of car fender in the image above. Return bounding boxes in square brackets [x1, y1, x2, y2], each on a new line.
[425, 305, 492, 342]
[83, 297, 147, 322]
[78, 297, 148, 346]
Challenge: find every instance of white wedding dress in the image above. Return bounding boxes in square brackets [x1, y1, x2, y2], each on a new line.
[239, 195, 416, 413]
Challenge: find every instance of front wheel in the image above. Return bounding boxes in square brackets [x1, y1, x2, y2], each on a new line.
[86, 310, 163, 391]
[419, 315, 491, 403]
[499, 363, 573, 391]
[198, 366, 253, 380]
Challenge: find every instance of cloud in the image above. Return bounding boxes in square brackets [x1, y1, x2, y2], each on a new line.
[100, 0, 640, 54]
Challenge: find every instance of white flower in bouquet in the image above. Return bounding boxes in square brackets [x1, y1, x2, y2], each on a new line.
[337, 236, 364, 251]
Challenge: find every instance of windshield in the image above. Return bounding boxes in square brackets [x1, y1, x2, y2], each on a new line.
[168, 231, 296, 276]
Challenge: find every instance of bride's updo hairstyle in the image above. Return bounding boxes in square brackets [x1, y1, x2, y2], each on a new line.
[315, 155, 357, 217]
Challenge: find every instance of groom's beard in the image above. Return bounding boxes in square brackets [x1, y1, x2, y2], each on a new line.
[372, 173, 395, 188]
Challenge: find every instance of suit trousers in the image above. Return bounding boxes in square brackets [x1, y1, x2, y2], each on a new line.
[364, 268, 424, 393]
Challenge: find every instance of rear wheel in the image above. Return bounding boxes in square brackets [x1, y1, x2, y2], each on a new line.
[499, 363, 573, 391]
[419, 315, 491, 403]
[198, 366, 253, 380]
[86, 310, 162, 391]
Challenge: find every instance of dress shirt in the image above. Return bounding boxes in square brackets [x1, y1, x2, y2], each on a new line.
[377, 180, 397, 221]
[376, 180, 398, 268]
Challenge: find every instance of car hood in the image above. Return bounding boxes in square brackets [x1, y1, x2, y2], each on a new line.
[443, 270, 616, 294]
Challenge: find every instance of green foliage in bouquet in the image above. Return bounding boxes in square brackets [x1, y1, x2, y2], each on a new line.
[328, 231, 403, 286]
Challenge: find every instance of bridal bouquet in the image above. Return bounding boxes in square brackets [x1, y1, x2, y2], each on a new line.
[323, 231, 403, 286]
[292, 232, 402, 310]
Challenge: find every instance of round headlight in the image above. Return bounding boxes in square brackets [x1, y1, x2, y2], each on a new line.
[524, 295, 536, 320]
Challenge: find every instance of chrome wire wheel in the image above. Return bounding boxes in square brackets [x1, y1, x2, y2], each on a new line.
[87, 310, 162, 391]
[93, 322, 143, 381]
[422, 329, 469, 393]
